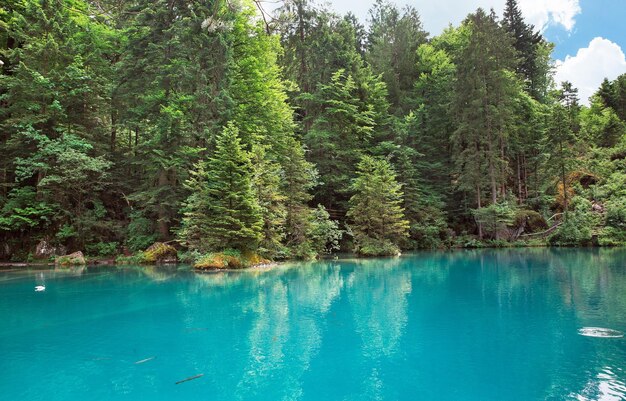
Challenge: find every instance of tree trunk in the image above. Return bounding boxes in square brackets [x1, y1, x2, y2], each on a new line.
[489, 156, 497, 204]
[477, 184, 483, 239]
[516, 153, 523, 204]
[157, 169, 170, 240]
[110, 111, 117, 152]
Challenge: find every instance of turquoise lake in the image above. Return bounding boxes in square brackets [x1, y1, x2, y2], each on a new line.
[1, 249, 626, 400]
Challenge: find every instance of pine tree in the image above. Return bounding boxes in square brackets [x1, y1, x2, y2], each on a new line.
[179, 123, 262, 253]
[347, 156, 409, 256]
[281, 136, 318, 257]
[451, 9, 518, 237]
[304, 68, 389, 214]
[558, 81, 581, 133]
[118, 0, 236, 240]
[366, 0, 428, 114]
[251, 145, 287, 259]
[502, 0, 545, 99]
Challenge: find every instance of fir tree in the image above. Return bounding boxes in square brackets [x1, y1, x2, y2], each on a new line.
[251, 145, 287, 259]
[180, 123, 262, 253]
[366, 0, 428, 113]
[502, 0, 544, 99]
[347, 156, 409, 256]
[451, 9, 518, 237]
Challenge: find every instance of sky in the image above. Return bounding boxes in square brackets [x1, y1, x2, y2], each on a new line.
[263, 0, 626, 105]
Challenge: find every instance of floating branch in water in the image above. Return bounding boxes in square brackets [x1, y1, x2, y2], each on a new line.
[175, 374, 204, 385]
[134, 356, 156, 364]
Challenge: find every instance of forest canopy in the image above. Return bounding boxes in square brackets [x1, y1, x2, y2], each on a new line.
[1, 0, 625, 263]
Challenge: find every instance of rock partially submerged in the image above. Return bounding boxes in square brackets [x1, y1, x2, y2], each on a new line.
[55, 251, 86, 266]
[143, 242, 178, 264]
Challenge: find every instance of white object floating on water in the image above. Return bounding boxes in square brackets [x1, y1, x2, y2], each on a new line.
[578, 327, 624, 338]
[34, 285, 46, 292]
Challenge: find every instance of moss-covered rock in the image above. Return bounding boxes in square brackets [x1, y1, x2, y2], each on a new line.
[515, 210, 548, 233]
[143, 242, 177, 264]
[193, 251, 270, 271]
[55, 251, 86, 266]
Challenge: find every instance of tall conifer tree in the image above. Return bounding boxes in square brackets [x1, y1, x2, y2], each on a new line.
[347, 156, 409, 256]
[180, 123, 262, 252]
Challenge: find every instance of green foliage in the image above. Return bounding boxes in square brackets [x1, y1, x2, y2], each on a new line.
[193, 249, 270, 270]
[0, 187, 57, 232]
[179, 123, 262, 253]
[251, 146, 287, 259]
[451, 8, 519, 231]
[347, 156, 409, 256]
[126, 211, 158, 252]
[85, 242, 118, 258]
[367, 0, 428, 113]
[2, 0, 626, 261]
[308, 205, 343, 255]
[303, 68, 389, 212]
[115, 252, 147, 265]
[472, 202, 517, 240]
[55, 224, 77, 242]
[606, 200, 626, 230]
[549, 197, 597, 246]
[544, 102, 577, 215]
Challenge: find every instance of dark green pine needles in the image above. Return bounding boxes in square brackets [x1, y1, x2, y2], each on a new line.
[347, 156, 409, 256]
[180, 123, 262, 253]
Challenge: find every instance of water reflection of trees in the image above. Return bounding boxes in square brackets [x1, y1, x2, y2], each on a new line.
[542, 248, 626, 400]
[185, 262, 345, 400]
[180, 250, 626, 400]
[347, 257, 411, 358]
[11, 250, 625, 400]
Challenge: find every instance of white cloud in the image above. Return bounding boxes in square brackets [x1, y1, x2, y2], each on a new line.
[555, 37, 626, 105]
[518, 0, 581, 31]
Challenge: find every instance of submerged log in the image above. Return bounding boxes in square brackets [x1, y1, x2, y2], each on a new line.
[175, 374, 204, 385]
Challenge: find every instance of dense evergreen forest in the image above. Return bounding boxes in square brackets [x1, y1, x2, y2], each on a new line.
[1, 0, 625, 264]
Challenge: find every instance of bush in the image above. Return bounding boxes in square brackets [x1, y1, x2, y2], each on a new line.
[605, 200, 626, 229]
[472, 202, 517, 239]
[549, 218, 592, 246]
[451, 235, 479, 248]
[355, 237, 401, 257]
[598, 227, 626, 246]
[115, 252, 147, 265]
[287, 243, 317, 261]
[86, 242, 118, 258]
[308, 205, 342, 255]
[126, 211, 158, 252]
[178, 249, 202, 264]
[548, 197, 597, 246]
